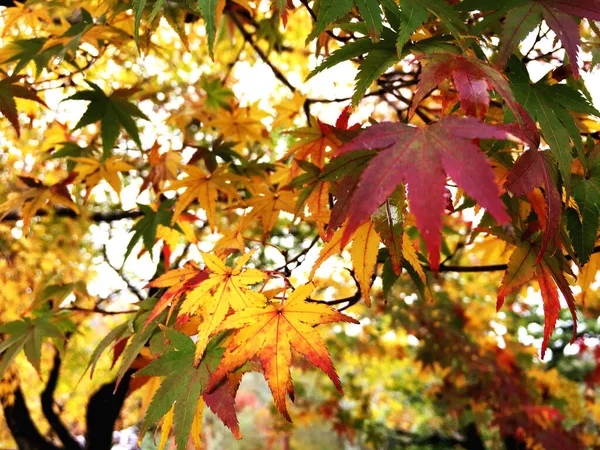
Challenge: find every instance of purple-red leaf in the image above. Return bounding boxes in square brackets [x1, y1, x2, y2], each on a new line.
[203, 374, 241, 439]
[334, 117, 515, 270]
[540, 3, 581, 79]
[411, 53, 538, 138]
[505, 150, 561, 261]
[543, 0, 600, 20]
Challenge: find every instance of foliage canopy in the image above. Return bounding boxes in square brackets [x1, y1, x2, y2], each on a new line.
[1, 0, 600, 448]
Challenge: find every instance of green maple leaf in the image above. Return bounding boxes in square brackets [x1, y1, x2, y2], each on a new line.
[123, 200, 176, 264]
[0, 312, 72, 377]
[508, 57, 599, 185]
[135, 329, 241, 447]
[567, 156, 600, 264]
[67, 81, 149, 158]
[0, 76, 47, 137]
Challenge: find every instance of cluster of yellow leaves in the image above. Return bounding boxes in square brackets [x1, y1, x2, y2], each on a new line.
[71, 156, 135, 201]
[166, 164, 239, 227]
[208, 103, 270, 150]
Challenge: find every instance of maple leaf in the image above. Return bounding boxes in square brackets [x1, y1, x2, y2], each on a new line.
[206, 283, 358, 421]
[310, 222, 379, 306]
[144, 262, 210, 326]
[497, 241, 578, 358]
[70, 156, 135, 201]
[176, 251, 267, 363]
[240, 185, 296, 236]
[123, 200, 175, 264]
[371, 185, 406, 275]
[208, 103, 270, 150]
[139, 142, 181, 194]
[567, 190, 600, 266]
[333, 117, 517, 270]
[0, 75, 47, 137]
[410, 52, 537, 133]
[0, 2, 55, 36]
[495, 0, 600, 78]
[505, 150, 561, 262]
[271, 91, 307, 130]
[508, 57, 599, 183]
[212, 223, 246, 256]
[0, 174, 78, 234]
[67, 81, 148, 156]
[577, 252, 600, 304]
[166, 164, 239, 227]
[282, 116, 345, 178]
[135, 329, 241, 448]
[0, 312, 70, 377]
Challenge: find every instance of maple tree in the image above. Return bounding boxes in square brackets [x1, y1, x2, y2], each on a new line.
[1, 0, 600, 449]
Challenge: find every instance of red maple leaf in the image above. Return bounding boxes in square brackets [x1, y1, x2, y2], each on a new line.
[505, 150, 561, 261]
[333, 117, 519, 270]
[411, 52, 537, 131]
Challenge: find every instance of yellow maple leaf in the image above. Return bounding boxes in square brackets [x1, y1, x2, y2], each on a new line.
[166, 164, 239, 227]
[70, 156, 135, 200]
[206, 283, 358, 421]
[208, 103, 270, 150]
[178, 251, 267, 362]
[241, 185, 296, 236]
[271, 92, 307, 130]
[213, 224, 246, 256]
[144, 262, 208, 326]
[350, 221, 380, 307]
[1, 2, 55, 36]
[0, 175, 78, 234]
[579, 252, 600, 306]
[157, 406, 174, 450]
[310, 221, 426, 305]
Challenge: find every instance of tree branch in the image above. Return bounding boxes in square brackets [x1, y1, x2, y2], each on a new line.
[429, 244, 600, 273]
[1, 376, 62, 450]
[62, 306, 138, 315]
[227, 10, 296, 94]
[102, 246, 145, 301]
[41, 351, 82, 450]
[1, 208, 144, 223]
[84, 370, 134, 450]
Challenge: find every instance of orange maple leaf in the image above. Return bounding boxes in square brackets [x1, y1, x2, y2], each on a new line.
[178, 251, 267, 363]
[139, 142, 181, 194]
[282, 117, 342, 178]
[207, 283, 358, 421]
[144, 261, 209, 326]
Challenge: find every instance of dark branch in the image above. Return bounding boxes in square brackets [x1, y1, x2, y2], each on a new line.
[227, 10, 296, 93]
[1, 208, 144, 223]
[429, 244, 600, 273]
[2, 379, 62, 450]
[84, 370, 134, 450]
[62, 306, 138, 315]
[102, 246, 146, 301]
[41, 351, 82, 450]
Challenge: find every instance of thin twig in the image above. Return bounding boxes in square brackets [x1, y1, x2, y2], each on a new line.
[61, 306, 137, 315]
[227, 10, 296, 93]
[102, 246, 146, 301]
